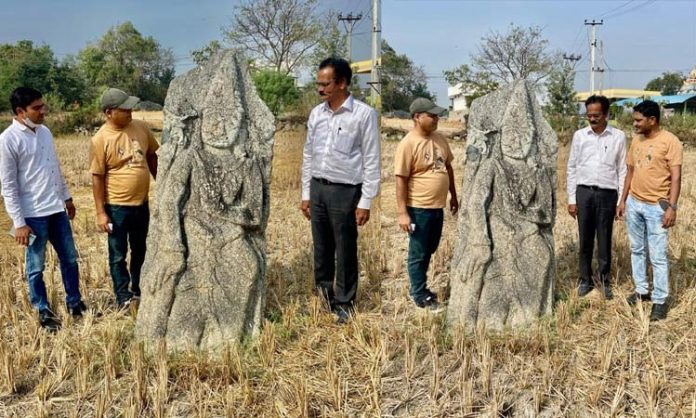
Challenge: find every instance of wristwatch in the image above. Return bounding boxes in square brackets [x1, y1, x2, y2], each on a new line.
[669, 202, 678, 211]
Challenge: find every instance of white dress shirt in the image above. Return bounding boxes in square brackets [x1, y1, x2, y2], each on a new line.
[566, 124, 627, 205]
[0, 119, 71, 228]
[301, 95, 381, 209]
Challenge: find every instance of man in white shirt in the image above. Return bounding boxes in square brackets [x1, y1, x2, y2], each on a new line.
[0, 87, 87, 331]
[567, 95, 627, 299]
[300, 57, 380, 324]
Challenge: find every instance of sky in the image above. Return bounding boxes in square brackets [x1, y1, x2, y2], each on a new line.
[1, 0, 695, 107]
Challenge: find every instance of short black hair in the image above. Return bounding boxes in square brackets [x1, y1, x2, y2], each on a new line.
[10, 87, 43, 115]
[585, 95, 610, 114]
[633, 100, 661, 123]
[319, 57, 352, 86]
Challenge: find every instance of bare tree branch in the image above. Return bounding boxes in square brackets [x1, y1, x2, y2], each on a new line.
[223, 0, 327, 73]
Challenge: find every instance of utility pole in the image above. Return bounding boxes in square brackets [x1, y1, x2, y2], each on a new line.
[337, 12, 362, 62]
[599, 40, 606, 93]
[562, 53, 582, 68]
[369, 0, 382, 114]
[562, 53, 582, 119]
[584, 19, 603, 94]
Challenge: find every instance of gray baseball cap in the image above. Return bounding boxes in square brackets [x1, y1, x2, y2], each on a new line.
[409, 97, 446, 116]
[100, 88, 139, 111]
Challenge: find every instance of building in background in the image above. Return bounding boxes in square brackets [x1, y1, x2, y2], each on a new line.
[447, 83, 473, 121]
[679, 67, 696, 94]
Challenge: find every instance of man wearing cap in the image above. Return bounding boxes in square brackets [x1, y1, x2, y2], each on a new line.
[90, 88, 159, 309]
[300, 57, 380, 324]
[394, 97, 458, 312]
[0, 87, 88, 331]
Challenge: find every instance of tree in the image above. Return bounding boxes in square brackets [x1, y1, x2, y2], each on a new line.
[645, 72, 684, 95]
[77, 22, 175, 104]
[191, 40, 222, 65]
[381, 40, 435, 112]
[545, 61, 577, 116]
[444, 24, 554, 99]
[223, 0, 328, 74]
[0, 41, 54, 111]
[0, 41, 86, 111]
[308, 20, 347, 69]
[251, 69, 299, 116]
[473, 24, 554, 83]
[443, 64, 499, 103]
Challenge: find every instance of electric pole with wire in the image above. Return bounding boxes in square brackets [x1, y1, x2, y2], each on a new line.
[584, 19, 603, 94]
[369, 0, 381, 113]
[337, 12, 362, 62]
[562, 53, 582, 68]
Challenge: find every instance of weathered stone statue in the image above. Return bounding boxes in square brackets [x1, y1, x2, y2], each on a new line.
[135, 50, 275, 352]
[447, 80, 558, 331]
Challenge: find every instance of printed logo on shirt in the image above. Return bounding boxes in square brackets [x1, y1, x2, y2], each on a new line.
[432, 148, 445, 171]
[633, 143, 654, 169]
[128, 139, 145, 168]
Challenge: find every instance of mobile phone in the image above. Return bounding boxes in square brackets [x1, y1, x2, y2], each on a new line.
[8, 227, 37, 246]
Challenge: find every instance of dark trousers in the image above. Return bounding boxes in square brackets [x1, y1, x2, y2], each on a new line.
[310, 178, 362, 307]
[407, 207, 444, 302]
[576, 185, 617, 290]
[105, 202, 149, 305]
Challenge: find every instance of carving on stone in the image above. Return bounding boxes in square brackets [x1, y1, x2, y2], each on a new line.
[135, 50, 275, 352]
[447, 80, 558, 331]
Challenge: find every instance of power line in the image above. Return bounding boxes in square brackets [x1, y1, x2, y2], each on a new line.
[338, 12, 363, 61]
[598, 0, 635, 18]
[602, 0, 657, 20]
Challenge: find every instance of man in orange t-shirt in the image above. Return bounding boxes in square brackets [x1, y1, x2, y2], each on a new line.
[90, 88, 159, 309]
[395, 98, 459, 312]
[617, 100, 683, 321]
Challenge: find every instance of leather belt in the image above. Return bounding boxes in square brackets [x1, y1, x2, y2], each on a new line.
[578, 184, 615, 192]
[312, 177, 360, 187]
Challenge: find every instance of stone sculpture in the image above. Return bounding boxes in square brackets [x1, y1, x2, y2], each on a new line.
[135, 50, 275, 352]
[447, 80, 558, 331]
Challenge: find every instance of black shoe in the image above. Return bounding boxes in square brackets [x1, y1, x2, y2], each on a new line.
[415, 295, 445, 313]
[68, 301, 88, 317]
[627, 292, 651, 306]
[650, 303, 668, 321]
[335, 306, 353, 325]
[118, 299, 133, 312]
[577, 285, 594, 297]
[314, 286, 335, 311]
[602, 285, 614, 300]
[39, 309, 61, 332]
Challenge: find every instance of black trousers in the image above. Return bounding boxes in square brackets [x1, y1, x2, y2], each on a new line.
[310, 178, 362, 307]
[576, 185, 618, 289]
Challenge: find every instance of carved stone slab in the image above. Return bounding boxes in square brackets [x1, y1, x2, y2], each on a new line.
[447, 80, 558, 331]
[135, 50, 275, 352]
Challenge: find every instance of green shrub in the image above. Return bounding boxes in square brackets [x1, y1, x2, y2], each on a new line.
[663, 114, 696, 146]
[47, 105, 104, 136]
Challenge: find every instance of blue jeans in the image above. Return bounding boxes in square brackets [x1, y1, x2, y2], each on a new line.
[105, 203, 149, 305]
[625, 196, 669, 304]
[407, 207, 444, 302]
[24, 211, 82, 311]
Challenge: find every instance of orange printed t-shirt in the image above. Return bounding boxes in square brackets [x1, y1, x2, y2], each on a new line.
[394, 131, 453, 208]
[89, 120, 159, 205]
[626, 129, 683, 203]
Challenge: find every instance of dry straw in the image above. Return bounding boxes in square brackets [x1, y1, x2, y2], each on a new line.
[0, 125, 694, 416]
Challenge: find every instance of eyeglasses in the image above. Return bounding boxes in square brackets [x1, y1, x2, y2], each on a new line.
[315, 79, 337, 88]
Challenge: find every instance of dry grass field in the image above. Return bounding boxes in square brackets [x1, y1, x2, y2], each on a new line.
[0, 124, 694, 417]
